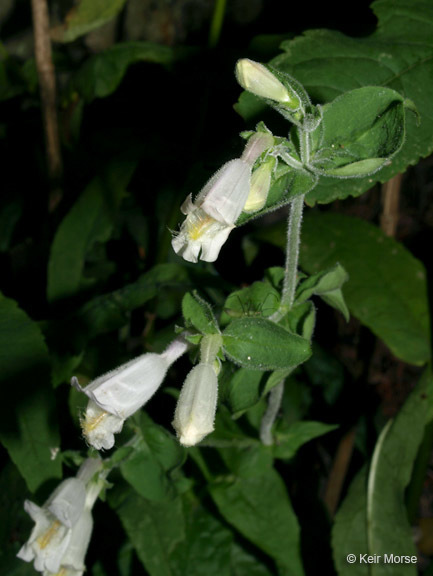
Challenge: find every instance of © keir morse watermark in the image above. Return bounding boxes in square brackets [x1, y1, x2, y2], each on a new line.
[346, 553, 417, 565]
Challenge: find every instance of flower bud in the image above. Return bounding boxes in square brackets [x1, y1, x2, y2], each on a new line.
[236, 59, 300, 109]
[172, 363, 218, 447]
[243, 158, 275, 213]
[73, 339, 188, 450]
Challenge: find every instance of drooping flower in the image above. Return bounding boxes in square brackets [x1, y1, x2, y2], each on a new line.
[172, 362, 218, 447]
[17, 459, 102, 576]
[172, 132, 273, 263]
[72, 338, 188, 450]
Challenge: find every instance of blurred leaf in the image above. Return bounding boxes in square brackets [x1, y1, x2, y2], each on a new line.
[332, 467, 369, 576]
[236, 0, 433, 205]
[140, 414, 185, 473]
[120, 440, 172, 502]
[168, 494, 233, 576]
[230, 542, 274, 575]
[0, 201, 21, 251]
[273, 421, 337, 459]
[69, 42, 175, 102]
[209, 445, 304, 575]
[112, 484, 233, 576]
[304, 344, 345, 405]
[300, 212, 431, 365]
[332, 369, 433, 575]
[112, 486, 185, 576]
[47, 160, 136, 302]
[0, 295, 61, 492]
[366, 369, 433, 574]
[223, 317, 311, 370]
[51, 0, 127, 43]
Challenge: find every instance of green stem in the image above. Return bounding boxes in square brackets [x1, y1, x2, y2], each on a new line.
[260, 380, 285, 445]
[208, 0, 227, 48]
[261, 192, 305, 444]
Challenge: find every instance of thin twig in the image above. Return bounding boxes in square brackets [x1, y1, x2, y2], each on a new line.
[324, 427, 356, 517]
[380, 173, 402, 237]
[31, 0, 63, 211]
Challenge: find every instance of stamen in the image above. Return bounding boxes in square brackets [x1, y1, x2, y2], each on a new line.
[36, 520, 61, 550]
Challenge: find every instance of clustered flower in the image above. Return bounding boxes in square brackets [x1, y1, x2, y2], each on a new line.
[18, 58, 286, 576]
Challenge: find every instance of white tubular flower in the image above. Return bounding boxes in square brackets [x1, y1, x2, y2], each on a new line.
[236, 59, 300, 108]
[17, 479, 87, 573]
[72, 338, 188, 450]
[18, 459, 103, 576]
[172, 133, 273, 263]
[172, 363, 218, 447]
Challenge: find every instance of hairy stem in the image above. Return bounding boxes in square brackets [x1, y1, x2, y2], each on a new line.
[260, 380, 285, 446]
[31, 0, 63, 211]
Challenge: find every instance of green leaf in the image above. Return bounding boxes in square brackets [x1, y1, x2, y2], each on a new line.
[366, 369, 433, 574]
[120, 440, 172, 502]
[209, 445, 304, 575]
[309, 87, 408, 178]
[182, 292, 219, 335]
[223, 317, 311, 370]
[300, 212, 431, 365]
[140, 413, 185, 473]
[273, 421, 337, 459]
[230, 543, 274, 576]
[112, 484, 234, 576]
[332, 467, 369, 576]
[47, 160, 136, 302]
[236, 0, 433, 205]
[168, 495, 233, 576]
[51, 0, 127, 43]
[220, 281, 280, 326]
[220, 368, 266, 417]
[111, 486, 185, 576]
[280, 301, 316, 341]
[296, 263, 349, 320]
[69, 42, 175, 102]
[0, 295, 61, 492]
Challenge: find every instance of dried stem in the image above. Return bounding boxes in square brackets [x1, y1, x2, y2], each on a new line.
[31, 0, 63, 211]
[324, 427, 356, 517]
[380, 173, 402, 237]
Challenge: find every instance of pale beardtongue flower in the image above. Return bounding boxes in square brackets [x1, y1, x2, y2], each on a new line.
[172, 132, 273, 263]
[72, 338, 188, 450]
[17, 459, 102, 576]
[172, 362, 218, 447]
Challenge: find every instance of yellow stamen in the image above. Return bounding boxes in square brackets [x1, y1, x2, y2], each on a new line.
[187, 214, 213, 241]
[82, 411, 107, 434]
[36, 520, 61, 549]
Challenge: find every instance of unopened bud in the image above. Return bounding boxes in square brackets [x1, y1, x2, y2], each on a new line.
[244, 159, 274, 213]
[236, 59, 300, 109]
